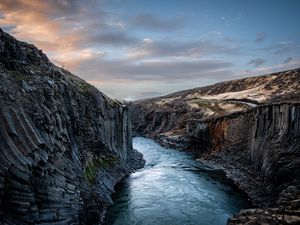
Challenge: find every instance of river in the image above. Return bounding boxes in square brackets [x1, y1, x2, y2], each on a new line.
[105, 137, 250, 225]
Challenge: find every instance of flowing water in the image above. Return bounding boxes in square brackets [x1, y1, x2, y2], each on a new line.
[105, 137, 250, 225]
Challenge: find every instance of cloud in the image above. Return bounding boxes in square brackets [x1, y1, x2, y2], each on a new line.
[0, 1, 83, 57]
[52, 49, 107, 69]
[247, 58, 266, 67]
[0, 0, 135, 66]
[283, 57, 293, 64]
[74, 57, 234, 82]
[259, 41, 300, 54]
[83, 30, 137, 46]
[255, 32, 267, 42]
[127, 39, 240, 60]
[0, 0, 236, 82]
[75, 57, 234, 99]
[1, 0, 298, 100]
[132, 13, 186, 31]
[69, 22, 138, 48]
[242, 58, 300, 75]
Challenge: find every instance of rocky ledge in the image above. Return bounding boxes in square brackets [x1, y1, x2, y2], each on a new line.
[0, 28, 145, 225]
[131, 69, 300, 224]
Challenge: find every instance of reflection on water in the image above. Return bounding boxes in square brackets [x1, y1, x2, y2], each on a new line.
[105, 137, 250, 225]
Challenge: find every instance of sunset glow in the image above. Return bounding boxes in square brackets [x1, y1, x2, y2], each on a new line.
[1, 0, 299, 99]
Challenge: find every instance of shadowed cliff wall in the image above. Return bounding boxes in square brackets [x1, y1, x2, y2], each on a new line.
[249, 104, 300, 182]
[0, 28, 143, 225]
[188, 103, 300, 185]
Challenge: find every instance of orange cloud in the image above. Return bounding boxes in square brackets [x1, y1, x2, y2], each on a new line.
[0, 0, 91, 69]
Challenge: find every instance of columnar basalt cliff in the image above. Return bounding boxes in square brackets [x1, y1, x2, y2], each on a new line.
[131, 69, 300, 224]
[249, 104, 300, 180]
[188, 103, 300, 196]
[0, 29, 144, 225]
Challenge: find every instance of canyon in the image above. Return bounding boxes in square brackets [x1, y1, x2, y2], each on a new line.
[0, 28, 144, 225]
[131, 68, 300, 224]
[0, 27, 299, 225]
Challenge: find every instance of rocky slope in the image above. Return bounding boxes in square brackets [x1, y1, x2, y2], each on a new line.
[131, 68, 300, 224]
[0, 28, 144, 225]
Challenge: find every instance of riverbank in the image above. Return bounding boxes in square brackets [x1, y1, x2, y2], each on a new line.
[141, 132, 300, 224]
[89, 149, 145, 224]
[131, 99, 300, 224]
[105, 137, 250, 225]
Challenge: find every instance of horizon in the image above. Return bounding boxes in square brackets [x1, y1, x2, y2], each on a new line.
[0, 0, 300, 100]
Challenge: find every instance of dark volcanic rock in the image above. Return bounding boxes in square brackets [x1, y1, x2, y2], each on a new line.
[131, 69, 300, 224]
[0, 28, 145, 225]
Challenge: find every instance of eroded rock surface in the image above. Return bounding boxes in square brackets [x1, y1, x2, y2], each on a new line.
[131, 69, 300, 224]
[0, 28, 145, 225]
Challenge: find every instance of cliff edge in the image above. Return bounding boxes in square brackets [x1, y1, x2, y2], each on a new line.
[131, 68, 300, 224]
[0, 28, 144, 225]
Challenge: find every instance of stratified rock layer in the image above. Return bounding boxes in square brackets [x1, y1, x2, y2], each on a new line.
[0, 28, 144, 225]
[131, 69, 300, 224]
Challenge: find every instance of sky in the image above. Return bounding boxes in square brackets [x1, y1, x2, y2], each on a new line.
[0, 0, 300, 100]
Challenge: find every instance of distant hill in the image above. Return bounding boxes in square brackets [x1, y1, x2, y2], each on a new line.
[132, 68, 300, 136]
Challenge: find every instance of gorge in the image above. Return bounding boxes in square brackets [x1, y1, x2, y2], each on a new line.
[0, 28, 299, 225]
[105, 137, 250, 225]
[0, 28, 144, 225]
[131, 69, 300, 224]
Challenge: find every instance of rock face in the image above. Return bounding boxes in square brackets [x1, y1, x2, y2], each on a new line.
[131, 69, 300, 224]
[0, 28, 144, 225]
[249, 104, 300, 180]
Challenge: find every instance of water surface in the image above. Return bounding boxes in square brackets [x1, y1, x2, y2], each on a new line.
[105, 137, 249, 225]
